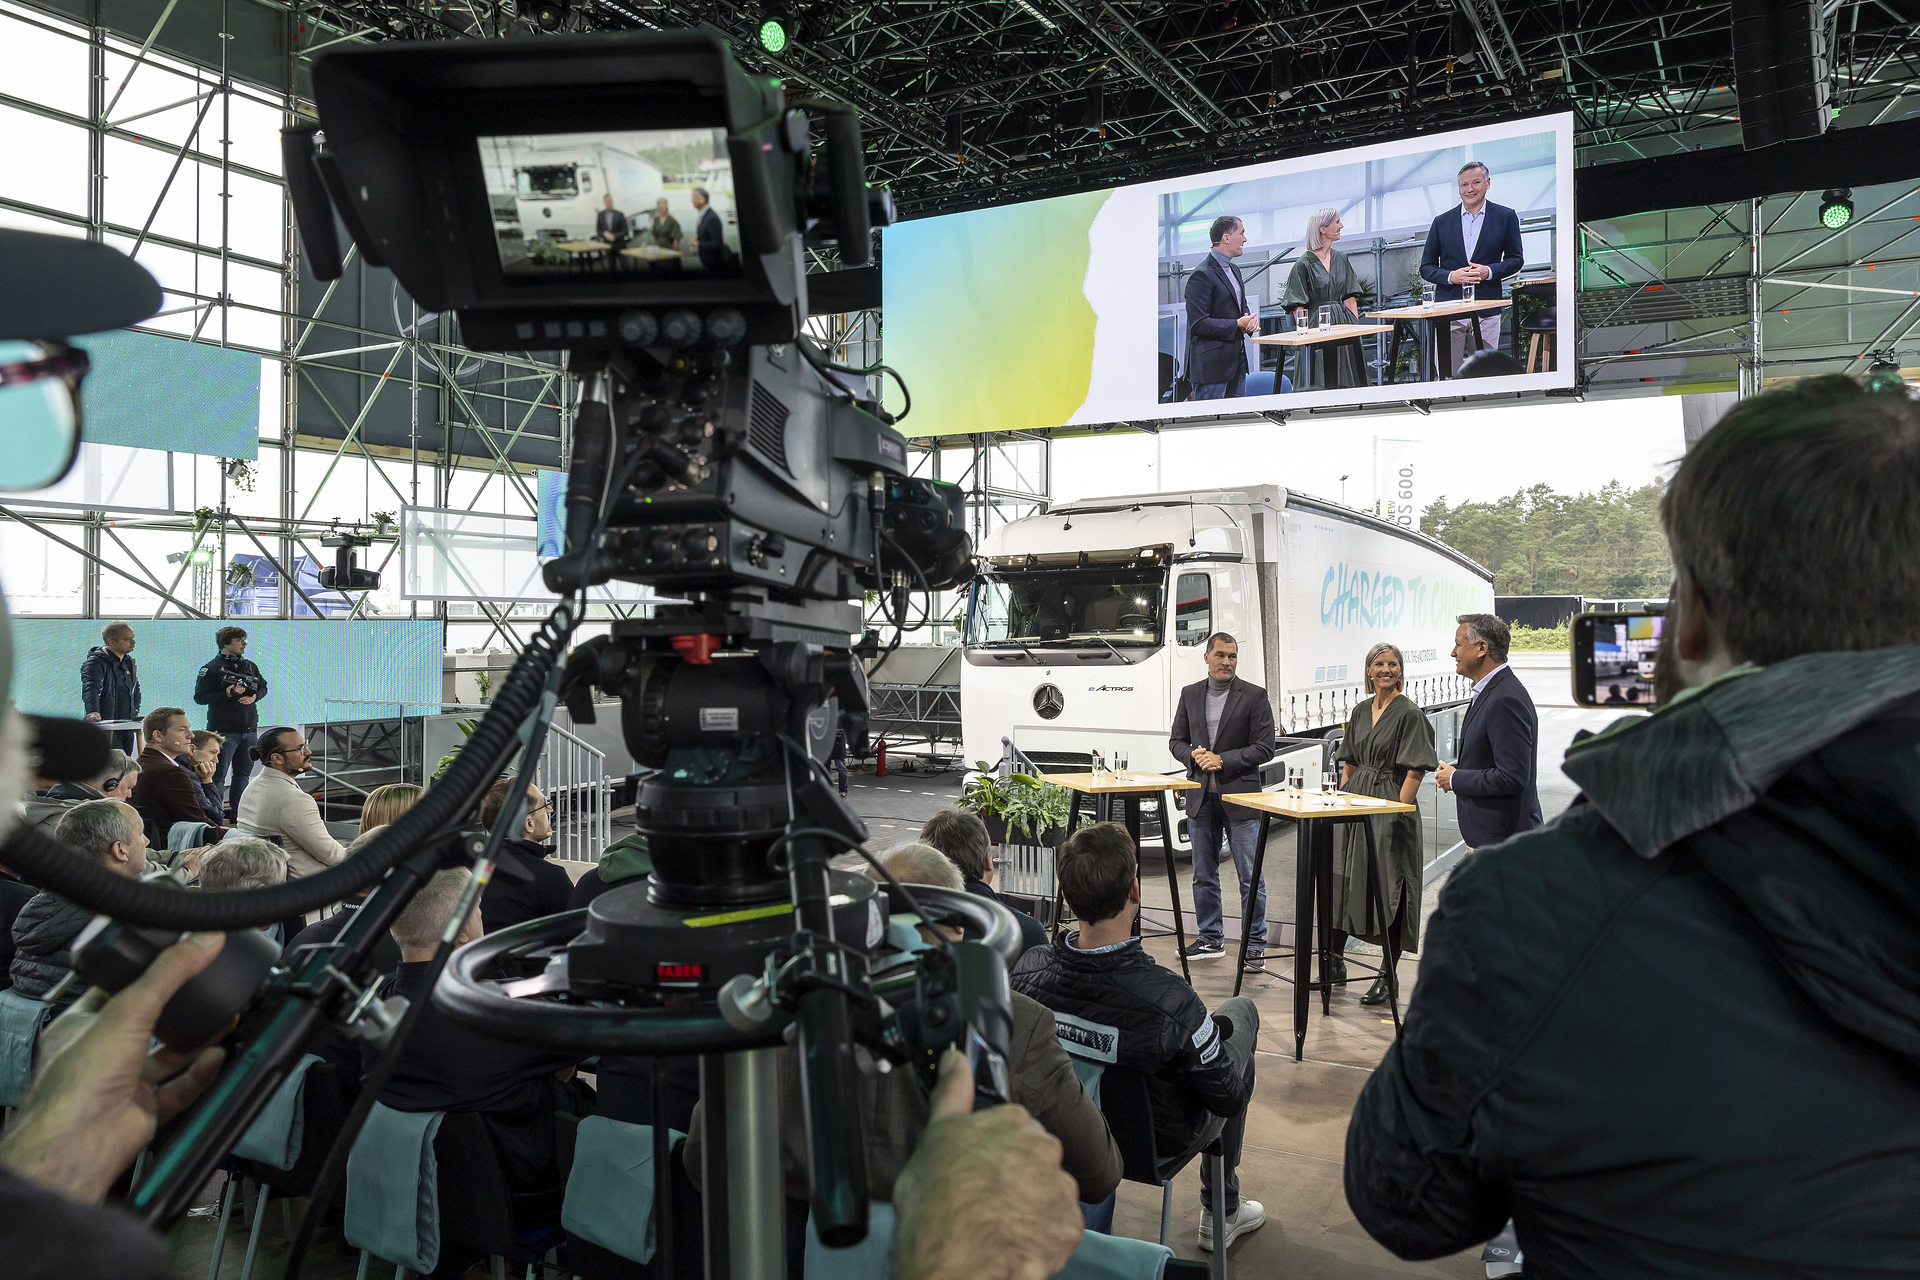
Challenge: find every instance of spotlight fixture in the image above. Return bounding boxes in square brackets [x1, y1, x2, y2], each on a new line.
[526, 0, 568, 31]
[1084, 82, 1105, 138]
[755, 9, 796, 54]
[946, 108, 964, 161]
[1818, 188, 1854, 230]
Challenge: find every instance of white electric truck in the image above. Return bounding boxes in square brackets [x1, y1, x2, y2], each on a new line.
[959, 485, 1494, 780]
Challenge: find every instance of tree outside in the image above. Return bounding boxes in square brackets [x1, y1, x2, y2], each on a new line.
[1421, 481, 1672, 600]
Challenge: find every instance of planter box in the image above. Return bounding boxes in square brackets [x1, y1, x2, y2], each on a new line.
[976, 812, 1066, 849]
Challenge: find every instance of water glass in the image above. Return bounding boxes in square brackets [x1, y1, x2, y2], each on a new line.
[1420, 283, 1437, 309]
[1316, 304, 1333, 331]
[1112, 749, 1129, 776]
[1090, 748, 1106, 780]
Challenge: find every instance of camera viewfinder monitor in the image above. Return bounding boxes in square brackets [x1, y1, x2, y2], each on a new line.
[480, 129, 744, 281]
[1573, 610, 1663, 709]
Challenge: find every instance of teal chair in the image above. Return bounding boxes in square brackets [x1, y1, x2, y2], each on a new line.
[0, 987, 54, 1110]
[203, 1053, 332, 1280]
[560, 1116, 685, 1266]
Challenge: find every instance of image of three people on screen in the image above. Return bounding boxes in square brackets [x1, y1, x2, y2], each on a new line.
[1165, 149, 1542, 403]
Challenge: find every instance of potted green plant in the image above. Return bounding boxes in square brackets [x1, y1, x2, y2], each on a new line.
[961, 764, 1079, 847]
[473, 670, 493, 703]
[433, 719, 481, 781]
[372, 509, 397, 535]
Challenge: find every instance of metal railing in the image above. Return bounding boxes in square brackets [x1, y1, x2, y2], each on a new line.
[535, 719, 611, 864]
[315, 698, 610, 861]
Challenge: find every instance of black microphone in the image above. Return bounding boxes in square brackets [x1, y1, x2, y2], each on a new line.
[27, 715, 112, 782]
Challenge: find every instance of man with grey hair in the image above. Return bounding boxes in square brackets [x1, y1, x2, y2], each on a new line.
[920, 808, 1048, 954]
[1418, 160, 1525, 377]
[371, 867, 591, 1218]
[10, 800, 147, 1002]
[1434, 611, 1540, 849]
[80, 621, 140, 753]
[196, 836, 287, 892]
[1348, 376, 1920, 1272]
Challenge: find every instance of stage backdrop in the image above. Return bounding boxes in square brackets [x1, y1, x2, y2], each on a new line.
[883, 112, 1576, 434]
[10, 618, 443, 726]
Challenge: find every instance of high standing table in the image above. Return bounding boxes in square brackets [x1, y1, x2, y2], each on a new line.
[1220, 790, 1414, 1060]
[1372, 298, 1513, 383]
[1251, 323, 1396, 389]
[1040, 772, 1201, 984]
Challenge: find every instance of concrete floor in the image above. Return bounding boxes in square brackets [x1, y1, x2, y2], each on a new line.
[158, 659, 1628, 1278]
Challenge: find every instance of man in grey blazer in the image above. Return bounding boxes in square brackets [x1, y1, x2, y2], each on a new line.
[1170, 633, 1277, 971]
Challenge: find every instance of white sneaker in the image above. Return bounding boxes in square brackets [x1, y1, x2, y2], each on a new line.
[1198, 1198, 1266, 1251]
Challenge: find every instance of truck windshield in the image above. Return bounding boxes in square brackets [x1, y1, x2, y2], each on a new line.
[516, 165, 579, 199]
[968, 568, 1165, 647]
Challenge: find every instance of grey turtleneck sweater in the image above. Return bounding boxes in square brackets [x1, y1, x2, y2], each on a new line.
[1203, 676, 1232, 788]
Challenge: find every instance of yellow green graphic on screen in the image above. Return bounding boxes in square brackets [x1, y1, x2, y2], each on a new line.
[882, 190, 1110, 438]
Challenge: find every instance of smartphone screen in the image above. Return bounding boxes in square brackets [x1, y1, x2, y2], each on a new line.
[1572, 611, 1664, 709]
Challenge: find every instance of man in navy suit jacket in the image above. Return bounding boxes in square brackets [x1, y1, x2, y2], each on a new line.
[1434, 612, 1541, 849]
[1418, 162, 1525, 376]
[1182, 215, 1259, 400]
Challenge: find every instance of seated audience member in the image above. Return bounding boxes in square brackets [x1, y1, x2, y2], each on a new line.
[9, 800, 148, 1002]
[131, 707, 224, 843]
[283, 826, 405, 975]
[372, 868, 593, 1203]
[1346, 376, 1920, 1273]
[920, 807, 1049, 955]
[565, 828, 650, 911]
[183, 730, 225, 827]
[0, 862, 36, 990]
[1011, 821, 1264, 1252]
[235, 726, 345, 879]
[97, 753, 140, 803]
[476, 777, 573, 932]
[358, 781, 422, 835]
[20, 746, 138, 834]
[196, 836, 286, 892]
[684, 842, 1121, 1206]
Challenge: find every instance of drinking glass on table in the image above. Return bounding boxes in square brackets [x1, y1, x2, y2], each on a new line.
[1090, 747, 1106, 780]
[1421, 283, 1437, 309]
[1112, 749, 1129, 777]
[1316, 304, 1333, 331]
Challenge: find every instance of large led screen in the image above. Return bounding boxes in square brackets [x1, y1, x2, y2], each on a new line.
[882, 113, 1575, 436]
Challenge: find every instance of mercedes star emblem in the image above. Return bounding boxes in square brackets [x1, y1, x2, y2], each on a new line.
[1033, 683, 1065, 719]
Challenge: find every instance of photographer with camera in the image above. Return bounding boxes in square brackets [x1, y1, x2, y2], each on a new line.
[1346, 375, 1920, 1273]
[193, 626, 268, 817]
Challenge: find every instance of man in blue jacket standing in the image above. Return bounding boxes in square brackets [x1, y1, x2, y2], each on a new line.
[1418, 161, 1525, 376]
[1434, 613, 1541, 850]
[80, 621, 140, 753]
[193, 625, 268, 818]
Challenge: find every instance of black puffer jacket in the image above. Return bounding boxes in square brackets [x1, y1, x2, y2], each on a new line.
[1347, 648, 1920, 1276]
[1011, 934, 1249, 1160]
[8, 891, 96, 1001]
[193, 651, 268, 734]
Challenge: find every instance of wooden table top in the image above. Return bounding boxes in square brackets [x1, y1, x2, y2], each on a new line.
[1251, 323, 1396, 347]
[1041, 771, 1202, 795]
[554, 240, 610, 252]
[621, 244, 683, 260]
[1372, 298, 1513, 319]
[1222, 789, 1417, 817]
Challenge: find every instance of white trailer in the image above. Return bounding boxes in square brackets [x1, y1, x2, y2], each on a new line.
[959, 485, 1493, 784]
[507, 142, 665, 245]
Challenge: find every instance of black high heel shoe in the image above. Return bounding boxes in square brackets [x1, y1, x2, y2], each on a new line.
[1359, 975, 1393, 1005]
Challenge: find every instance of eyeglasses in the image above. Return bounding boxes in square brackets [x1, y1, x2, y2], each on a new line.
[0, 340, 89, 491]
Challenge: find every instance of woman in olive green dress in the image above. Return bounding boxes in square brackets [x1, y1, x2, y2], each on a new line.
[1280, 207, 1366, 390]
[1331, 641, 1438, 1004]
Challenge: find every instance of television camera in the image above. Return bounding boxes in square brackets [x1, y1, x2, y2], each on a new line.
[0, 28, 1001, 1279]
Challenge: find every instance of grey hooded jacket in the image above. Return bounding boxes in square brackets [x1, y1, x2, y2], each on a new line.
[1345, 647, 1920, 1277]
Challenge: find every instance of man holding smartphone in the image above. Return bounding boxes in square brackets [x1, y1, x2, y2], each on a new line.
[1347, 376, 1920, 1274]
[193, 626, 268, 818]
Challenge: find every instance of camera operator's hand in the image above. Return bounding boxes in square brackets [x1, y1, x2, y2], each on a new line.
[892, 1050, 1082, 1280]
[0, 934, 227, 1203]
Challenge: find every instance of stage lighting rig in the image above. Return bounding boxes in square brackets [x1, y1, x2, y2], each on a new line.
[526, 0, 569, 31]
[1819, 188, 1854, 229]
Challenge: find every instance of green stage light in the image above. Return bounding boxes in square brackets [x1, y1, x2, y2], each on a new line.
[756, 14, 793, 53]
[1818, 188, 1854, 230]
